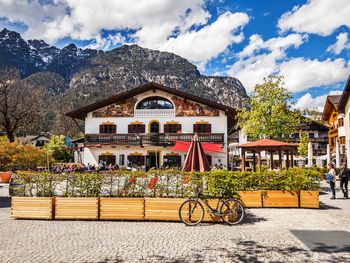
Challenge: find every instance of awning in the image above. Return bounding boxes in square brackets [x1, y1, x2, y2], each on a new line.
[171, 141, 223, 153]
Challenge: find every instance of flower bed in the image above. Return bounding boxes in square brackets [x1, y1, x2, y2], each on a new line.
[10, 168, 322, 220]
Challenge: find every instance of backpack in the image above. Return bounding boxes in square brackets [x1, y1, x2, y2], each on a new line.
[326, 173, 334, 183]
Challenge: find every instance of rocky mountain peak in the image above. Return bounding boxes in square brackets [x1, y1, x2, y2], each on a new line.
[0, 29, 249, 135]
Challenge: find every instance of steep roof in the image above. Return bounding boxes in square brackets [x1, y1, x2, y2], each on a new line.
[338, 74, 350, 113]
[322, 95, 341, 121]
[66, 82, 238, 120]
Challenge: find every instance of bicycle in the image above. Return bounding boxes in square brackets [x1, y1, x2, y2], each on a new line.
[179, 190, 245, 226]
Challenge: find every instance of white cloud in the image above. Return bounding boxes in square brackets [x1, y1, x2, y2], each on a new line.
[294, 90, 342, 111]
[0, 0, 249, 65]
[278, 0, 350, 36]
[238, 33, 307, 58]
[279, 58, 350, 92]
[327, 32, 350, 55]
[227, 32, 350, 94]
[159, 12, 249, 64]
[227, 50, 283, 93]
[227, 33, 308, 92]
[85, 33, 128, 50]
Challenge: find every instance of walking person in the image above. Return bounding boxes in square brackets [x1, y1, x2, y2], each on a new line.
[340, 163, 349, 199]
[327, 163, 337, 199]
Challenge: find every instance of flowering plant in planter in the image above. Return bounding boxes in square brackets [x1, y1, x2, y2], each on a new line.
[10, 167, 323, 198]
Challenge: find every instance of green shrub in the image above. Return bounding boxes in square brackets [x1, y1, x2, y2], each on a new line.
[11, 167, 323, 197]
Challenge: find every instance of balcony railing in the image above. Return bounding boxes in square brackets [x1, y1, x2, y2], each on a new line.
[85, 133, 225, 146]
[134, 109, 175, 117]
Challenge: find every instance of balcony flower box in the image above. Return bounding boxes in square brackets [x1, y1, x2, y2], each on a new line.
[11, 197, 53, 219]
[300, 191, 319, 208]
[55, 197, 99, 220]
[262, 190, 299, 208]
[100, 198, 144, 220]
[238, 191, 262, 208]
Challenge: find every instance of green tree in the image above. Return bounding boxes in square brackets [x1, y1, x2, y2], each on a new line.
[298, 131, 308, 160]
[43, 135, 71, 163]
[238, 75, 302, 140]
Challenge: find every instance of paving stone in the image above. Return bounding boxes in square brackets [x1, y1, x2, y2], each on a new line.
[0, 182, 349, 262]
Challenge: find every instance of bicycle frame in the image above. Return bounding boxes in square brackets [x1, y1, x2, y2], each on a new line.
[195, 195, 224, 215]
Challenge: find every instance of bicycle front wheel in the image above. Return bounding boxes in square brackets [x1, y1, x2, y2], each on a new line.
[220, 199, 245, 225]
[179, 199, 204, 226]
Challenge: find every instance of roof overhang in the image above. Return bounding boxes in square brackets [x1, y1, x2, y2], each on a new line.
[338, 74, 350, 113]
[66, 82, 238, 120]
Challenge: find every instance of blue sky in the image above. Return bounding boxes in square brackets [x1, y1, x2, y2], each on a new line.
[0, 0, 350, 111]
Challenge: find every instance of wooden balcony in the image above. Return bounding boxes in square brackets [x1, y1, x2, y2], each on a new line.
[85, 133, 225, 146]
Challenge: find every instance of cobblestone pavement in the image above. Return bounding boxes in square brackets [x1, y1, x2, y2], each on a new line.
[0, 182, 349, 263]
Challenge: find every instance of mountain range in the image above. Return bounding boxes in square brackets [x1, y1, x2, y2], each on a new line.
[0, 28, 249, 136]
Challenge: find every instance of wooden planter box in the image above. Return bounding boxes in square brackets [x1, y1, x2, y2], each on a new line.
[11, 197, 53, 219]
[55, 197, 99, 220]
[300, 191, 319, 208]
[100, 198, 144, 220]
[238, 191, 262, 208]
[144, 198, 186, 221]
[262, 190, 299, 208]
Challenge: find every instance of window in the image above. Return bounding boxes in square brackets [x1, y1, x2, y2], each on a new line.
[150, 121, 160, 133]
[128, 124, 145, 133]
[193, 124, 211, 133]
[99, 124, 116, 134]
[136, 96, 174, 109]
[127, 155, 145, 166]
[163, 155, 181, 168]
[339, 118, 344, 127]
[340, 137, 346, 145]
[119, 154, 125, 166]
[164, 124, 181, 133]
[309, 133, 314, 139]
[99, 155, 116, 165]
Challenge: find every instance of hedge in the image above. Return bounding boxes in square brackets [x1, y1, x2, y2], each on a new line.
[11, 167, 323, 198]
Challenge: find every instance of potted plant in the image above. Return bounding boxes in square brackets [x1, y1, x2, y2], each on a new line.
[0, 170, 12, 183]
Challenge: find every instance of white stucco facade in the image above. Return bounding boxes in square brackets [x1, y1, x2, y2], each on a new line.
[75, 88, 230, 169]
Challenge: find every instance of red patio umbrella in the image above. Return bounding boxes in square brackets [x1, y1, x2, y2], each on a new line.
[182, 134, 211, 172]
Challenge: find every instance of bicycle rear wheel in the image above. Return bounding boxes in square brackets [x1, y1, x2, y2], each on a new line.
[179, 199, 204, 226]
[220, 198, 245, 225]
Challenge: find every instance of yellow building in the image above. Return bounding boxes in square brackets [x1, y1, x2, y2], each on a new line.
[338, 75, 350, 167]
[322, 95, 344, 155]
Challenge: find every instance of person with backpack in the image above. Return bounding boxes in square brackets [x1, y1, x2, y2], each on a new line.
[327, 163, 337, 199]
[340, 163, 349, 199]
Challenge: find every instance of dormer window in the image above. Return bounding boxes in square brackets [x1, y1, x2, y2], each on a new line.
[136, 96, 174, 109]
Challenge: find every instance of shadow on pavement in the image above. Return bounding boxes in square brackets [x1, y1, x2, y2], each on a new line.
[244, 211, 268, 225]
[98, 239, 350, 262]
[319, 201, 342, 210]
[292, 230, 350, 253]
[0, 196, 11, 208]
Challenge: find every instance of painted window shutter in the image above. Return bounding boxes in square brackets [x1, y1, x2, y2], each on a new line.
[176, 124, 182, 132]
[140, 124, 145, 133]
[205, 124, 211, 133]
[164, 124, 170, 133]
